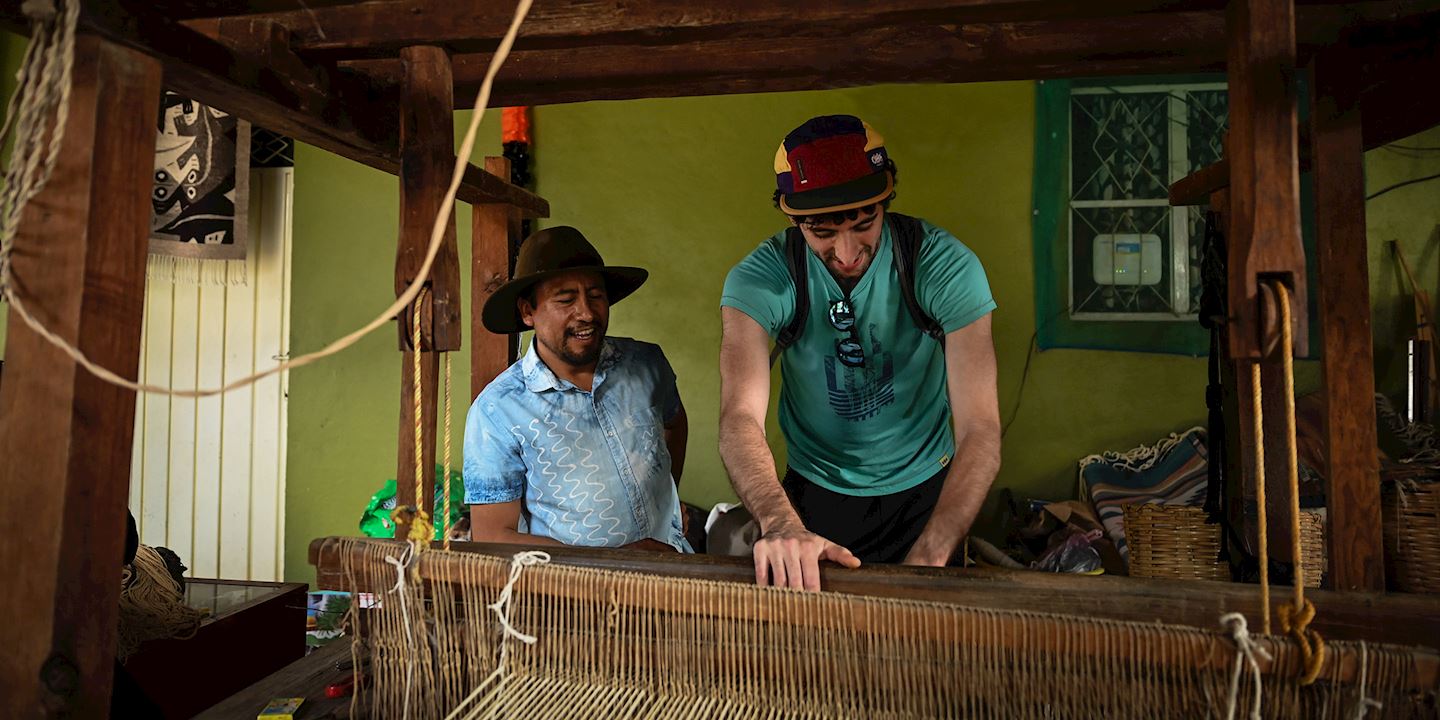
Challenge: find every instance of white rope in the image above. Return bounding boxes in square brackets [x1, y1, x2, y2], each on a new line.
[0, 0, 535, 400]
[384, 546, 417, 720]
[444, 550, 551, 720]
[1220, 613, 1272, 720]
[487, 550, 550, 645]
[1349, 641, 1382, 720]
[0, 0, 78, 297]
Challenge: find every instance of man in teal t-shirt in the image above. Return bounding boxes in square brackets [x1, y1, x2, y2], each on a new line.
[719, 115, 1001, 590]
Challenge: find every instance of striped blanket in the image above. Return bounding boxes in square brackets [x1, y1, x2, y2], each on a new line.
[1078, 427, 1209, 566]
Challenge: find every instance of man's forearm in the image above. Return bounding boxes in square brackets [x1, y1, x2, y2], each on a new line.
[470, 526, 567, 547]
[718, 413, 802, 533]
[906, 431, 1001, 565]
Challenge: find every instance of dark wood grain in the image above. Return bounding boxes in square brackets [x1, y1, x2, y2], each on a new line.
[391, 47, 457, 542]
[338, 5, 1440, 108]
[395, 46, 461, 353]
[0, 34, 161, 715]
[0, 3, 550, 217]
[1225, 0, 1309, 361]
[1309, 50, 1385, 592]
[310, 537, 1440, 651]
[230, 0, 1431, 59]
[471, 156, 520, 400]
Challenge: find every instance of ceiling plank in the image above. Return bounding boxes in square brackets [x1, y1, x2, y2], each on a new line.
[0, 3, 548, 216]
[188, 0, 1439, 62]
[127, 0, 367, 20]
[195, 0, 1244, 60]
[338, 4, 1431, 108]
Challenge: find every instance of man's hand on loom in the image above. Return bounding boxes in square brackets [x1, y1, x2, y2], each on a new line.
[752, 527, 861, 591]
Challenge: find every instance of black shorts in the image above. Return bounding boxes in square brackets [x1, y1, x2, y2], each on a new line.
[781, 464, 947, 564]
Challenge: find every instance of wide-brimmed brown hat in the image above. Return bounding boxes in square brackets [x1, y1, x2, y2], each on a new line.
[481, 226, 648, 334]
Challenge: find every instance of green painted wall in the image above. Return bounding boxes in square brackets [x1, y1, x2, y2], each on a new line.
[283, 110, 503, 584]
[284, 82, 1224, 585]
[0, 30, 1430, 587]
[1365, 126, 1440, 400]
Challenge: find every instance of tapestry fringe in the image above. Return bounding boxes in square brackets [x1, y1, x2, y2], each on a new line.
[145, 254, 248, 287]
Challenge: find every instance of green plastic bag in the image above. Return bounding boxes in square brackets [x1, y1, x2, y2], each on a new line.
[359, 465, 467, 541]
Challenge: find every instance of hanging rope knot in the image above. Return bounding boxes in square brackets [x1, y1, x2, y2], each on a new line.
[487, 551, 551, 645]
[20, 0, 56, 22]
[1277, 599, 1327, 686]
[1220, 613, 1272, 720]
[389, 505, 433, 550]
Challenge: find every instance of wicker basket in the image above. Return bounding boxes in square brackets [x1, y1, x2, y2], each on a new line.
[1383, 478, 1440, 593]
[1124, 504, 1326, 586]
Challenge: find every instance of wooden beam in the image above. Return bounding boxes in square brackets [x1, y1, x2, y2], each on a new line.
[1309, 50, 1385, 592]
[339, 5, 1440, 109]
[0, 34, 161, 714]
[308, 537, 1440, 653]
[393, 46, 455, 542]
[1345, 15, 1440, 150]
[1225, 0, 1308, 361]
[396, 46, 462, 354]
[0, 2, 549, 218]
[348, 14, 1234, 108]
[1170, 15, 1440, 207]
[471, 156, 520, 400]
[239, 0, 1434, 61]
[133, 0, 364, 20]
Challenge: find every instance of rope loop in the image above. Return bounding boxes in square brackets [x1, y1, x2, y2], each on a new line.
[1278, 599, 1327, 685]
[1220, 612, 1272, 720]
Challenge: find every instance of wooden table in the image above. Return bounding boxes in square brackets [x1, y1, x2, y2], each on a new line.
[126, 579, 308, 718]
[197, 639, 358, 719]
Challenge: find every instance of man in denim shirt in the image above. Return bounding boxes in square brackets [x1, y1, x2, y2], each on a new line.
[464, 227, 691, 552]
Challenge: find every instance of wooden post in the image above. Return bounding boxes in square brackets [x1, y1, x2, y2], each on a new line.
[1225, 0, 1308, 568]
[394, 45, 459, 539]
[1225, 0, 1307, 360]
[0, 35, 161, 714]
[471, 155, 521, 400]
[1308, 51, 1384, 591]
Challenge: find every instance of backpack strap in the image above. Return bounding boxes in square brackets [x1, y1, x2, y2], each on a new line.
[889, 212, 944, 343]
[769, 225, 810, 366]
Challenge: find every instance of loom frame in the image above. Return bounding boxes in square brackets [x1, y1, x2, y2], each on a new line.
[0, 0, 1438, 712]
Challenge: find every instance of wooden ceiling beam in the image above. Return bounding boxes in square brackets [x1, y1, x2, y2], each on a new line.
[337, 5, 1429, 109]
[188, 0, 1439, 62]
[195, 0, 1229, 60]
[0, 3, 549, 217]
[122, 0, 365, 20]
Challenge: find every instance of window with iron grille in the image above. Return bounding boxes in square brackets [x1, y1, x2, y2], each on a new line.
[1067, 83, 1228, 321]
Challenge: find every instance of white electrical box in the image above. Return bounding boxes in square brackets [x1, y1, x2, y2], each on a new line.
[1091, 233, 1162, 286]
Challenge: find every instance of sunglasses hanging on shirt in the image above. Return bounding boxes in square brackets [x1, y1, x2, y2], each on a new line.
[829, 298, 865, 368]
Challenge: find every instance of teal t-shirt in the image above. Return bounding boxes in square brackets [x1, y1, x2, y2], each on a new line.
[721, 217, 996, 496]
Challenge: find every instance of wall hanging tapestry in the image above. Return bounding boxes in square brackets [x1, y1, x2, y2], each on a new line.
[148, 92, 250, 285]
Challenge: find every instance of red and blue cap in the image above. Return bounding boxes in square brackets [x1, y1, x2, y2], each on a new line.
[774, 115, 893, 215]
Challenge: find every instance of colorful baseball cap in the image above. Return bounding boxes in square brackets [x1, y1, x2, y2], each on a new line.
[774, 115, 893, 215]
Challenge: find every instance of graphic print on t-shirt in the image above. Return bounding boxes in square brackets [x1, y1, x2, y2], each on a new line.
[824, 327, 895, 421]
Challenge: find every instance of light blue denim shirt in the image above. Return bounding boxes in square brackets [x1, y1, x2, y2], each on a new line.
[463, 336, 691, 552]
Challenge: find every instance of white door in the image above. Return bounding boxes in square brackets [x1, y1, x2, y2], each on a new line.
[129, 168, 293, 582]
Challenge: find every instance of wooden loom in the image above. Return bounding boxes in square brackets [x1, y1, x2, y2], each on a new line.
[0, 0, 1438, 716]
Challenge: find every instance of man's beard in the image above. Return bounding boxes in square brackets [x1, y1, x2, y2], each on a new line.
[545, 323, 605, 367]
